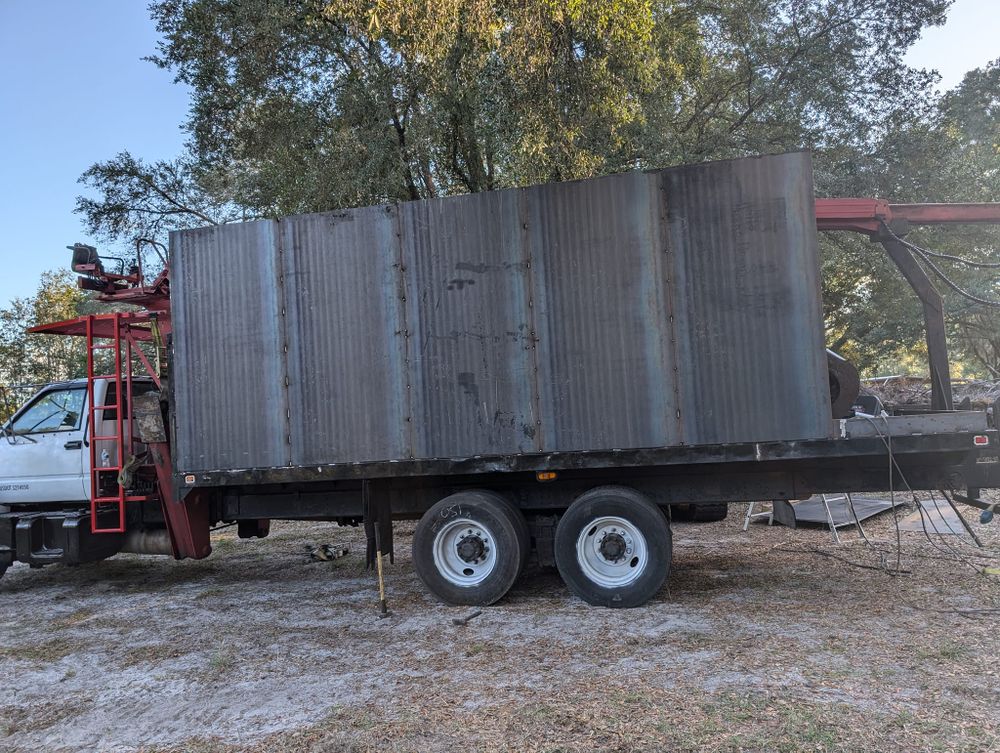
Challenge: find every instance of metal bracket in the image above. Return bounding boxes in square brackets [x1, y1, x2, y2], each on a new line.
[878, 236, 953, 410]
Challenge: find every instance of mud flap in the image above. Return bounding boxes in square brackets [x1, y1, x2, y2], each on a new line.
[149, 442, 212, 559]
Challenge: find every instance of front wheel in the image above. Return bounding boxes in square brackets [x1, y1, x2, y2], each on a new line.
[554, 486, 672, 608]
[413, 490, 528, 606]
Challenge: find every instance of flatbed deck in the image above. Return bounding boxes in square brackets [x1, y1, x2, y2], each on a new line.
[188, 411, 1000, 517]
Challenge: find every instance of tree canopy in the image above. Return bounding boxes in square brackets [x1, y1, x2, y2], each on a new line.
[70, 0, 1000, 377]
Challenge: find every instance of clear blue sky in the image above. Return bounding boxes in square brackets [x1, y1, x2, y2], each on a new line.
[0, 0, 997, 311]
[0, 1, 189, 309]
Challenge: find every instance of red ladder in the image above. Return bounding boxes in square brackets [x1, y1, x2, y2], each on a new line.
[85, 313, 148, 533]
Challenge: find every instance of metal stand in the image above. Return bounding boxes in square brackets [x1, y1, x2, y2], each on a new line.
[941, 491, 985, 548]
[743, 501, 774, 531]
[374, 522, 391, 619]
[820, 494, 842, 544]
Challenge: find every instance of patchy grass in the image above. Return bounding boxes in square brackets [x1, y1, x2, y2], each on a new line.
[208, 650, 237, 674]
[0, 700, 91, 737]
[51, 607, 96, 629]
[0, 637, 80, 663]
[121, 643, 189, 668]
[194, 587, 226, 601]
[2, 512, 999, 753]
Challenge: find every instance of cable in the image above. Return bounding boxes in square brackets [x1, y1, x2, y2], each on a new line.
[883, 224, 1000, 308]
[910, 246, 1000, 270]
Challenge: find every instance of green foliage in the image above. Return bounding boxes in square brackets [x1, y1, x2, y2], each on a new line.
[0, 271, 88, 420]
[820, 58, 1000, 376]
[77, 152, 246, 242]
[72, 0, 1000, 378]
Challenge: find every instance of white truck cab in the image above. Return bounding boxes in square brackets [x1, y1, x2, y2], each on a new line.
[0, 378, 154, 506]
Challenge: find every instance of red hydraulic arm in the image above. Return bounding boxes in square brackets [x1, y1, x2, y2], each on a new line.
[815, 198, 1000, 411]
[816, 199, 1000, 234]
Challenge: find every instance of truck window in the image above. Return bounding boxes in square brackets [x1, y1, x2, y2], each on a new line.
[9, 388, 86, 435]
[103, 381, 157, 421]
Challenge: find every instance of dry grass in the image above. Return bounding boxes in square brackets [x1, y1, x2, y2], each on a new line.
[1, 504, 999, 753]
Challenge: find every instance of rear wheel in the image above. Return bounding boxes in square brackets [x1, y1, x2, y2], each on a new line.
[554, 486, 672, 608]
[413, 490, 528, 606]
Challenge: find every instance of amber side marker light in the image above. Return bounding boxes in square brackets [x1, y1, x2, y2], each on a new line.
[536, 471, 558, 482]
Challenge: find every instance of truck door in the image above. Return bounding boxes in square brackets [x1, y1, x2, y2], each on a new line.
[0, 384, 89, 504]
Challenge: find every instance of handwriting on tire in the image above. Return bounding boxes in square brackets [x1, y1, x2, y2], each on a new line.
[430, 504, 467, 533]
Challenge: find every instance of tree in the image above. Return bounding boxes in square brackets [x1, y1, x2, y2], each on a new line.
[817, 58, 1000, 377]
[0, 271, 88, 420]
[76, 0, 972, 376]
[77, 151, 246, 243]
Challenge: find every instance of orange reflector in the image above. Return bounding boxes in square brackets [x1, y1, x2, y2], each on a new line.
[974, 435, 989, 446]
[536, 471, 558, 482]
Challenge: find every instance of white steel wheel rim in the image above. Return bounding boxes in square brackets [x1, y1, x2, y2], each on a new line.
[575, 515, 648, 588]
[432, 517, 498, 587]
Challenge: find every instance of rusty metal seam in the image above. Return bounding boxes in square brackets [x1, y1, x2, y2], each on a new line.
[392, 203, 416, 459]
[519, 189, 545, 452]
[274, 218, 294, 466]
[657, 172, 685, 445]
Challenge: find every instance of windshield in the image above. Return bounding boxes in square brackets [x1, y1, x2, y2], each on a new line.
[8, 388, 86, 434]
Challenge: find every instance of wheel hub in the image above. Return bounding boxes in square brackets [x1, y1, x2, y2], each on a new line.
[575, 516, 648, 588]
[456, 533, 487, 563]
[431, 518, 498, 587]
[598, 531, 627, 562]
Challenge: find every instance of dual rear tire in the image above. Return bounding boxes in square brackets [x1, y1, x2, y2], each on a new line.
[413, 486, 671, 609]
[412, 490, 529, 606]
[554, 486, 672, 608]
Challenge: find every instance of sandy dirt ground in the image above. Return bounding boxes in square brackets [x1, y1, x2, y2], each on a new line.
[1, 500, 998, 753]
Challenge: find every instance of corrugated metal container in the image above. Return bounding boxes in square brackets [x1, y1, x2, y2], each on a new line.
[170, 151, 831, 474]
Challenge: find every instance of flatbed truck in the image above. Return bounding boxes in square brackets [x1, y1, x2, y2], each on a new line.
[2, 152, 999, 608]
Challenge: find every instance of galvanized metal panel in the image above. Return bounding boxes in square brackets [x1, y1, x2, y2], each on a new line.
[524, 171, 680, 451]
[279, 207, 409, 465]
[665, 152, 831, 443]
[170, 151, 831, 475]
[171, 221, 289, 471]
[399, 191, 538, 457]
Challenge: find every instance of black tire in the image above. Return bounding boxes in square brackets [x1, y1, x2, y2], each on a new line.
[554, 486, 672, 608]
[413, 490, 528, 606]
